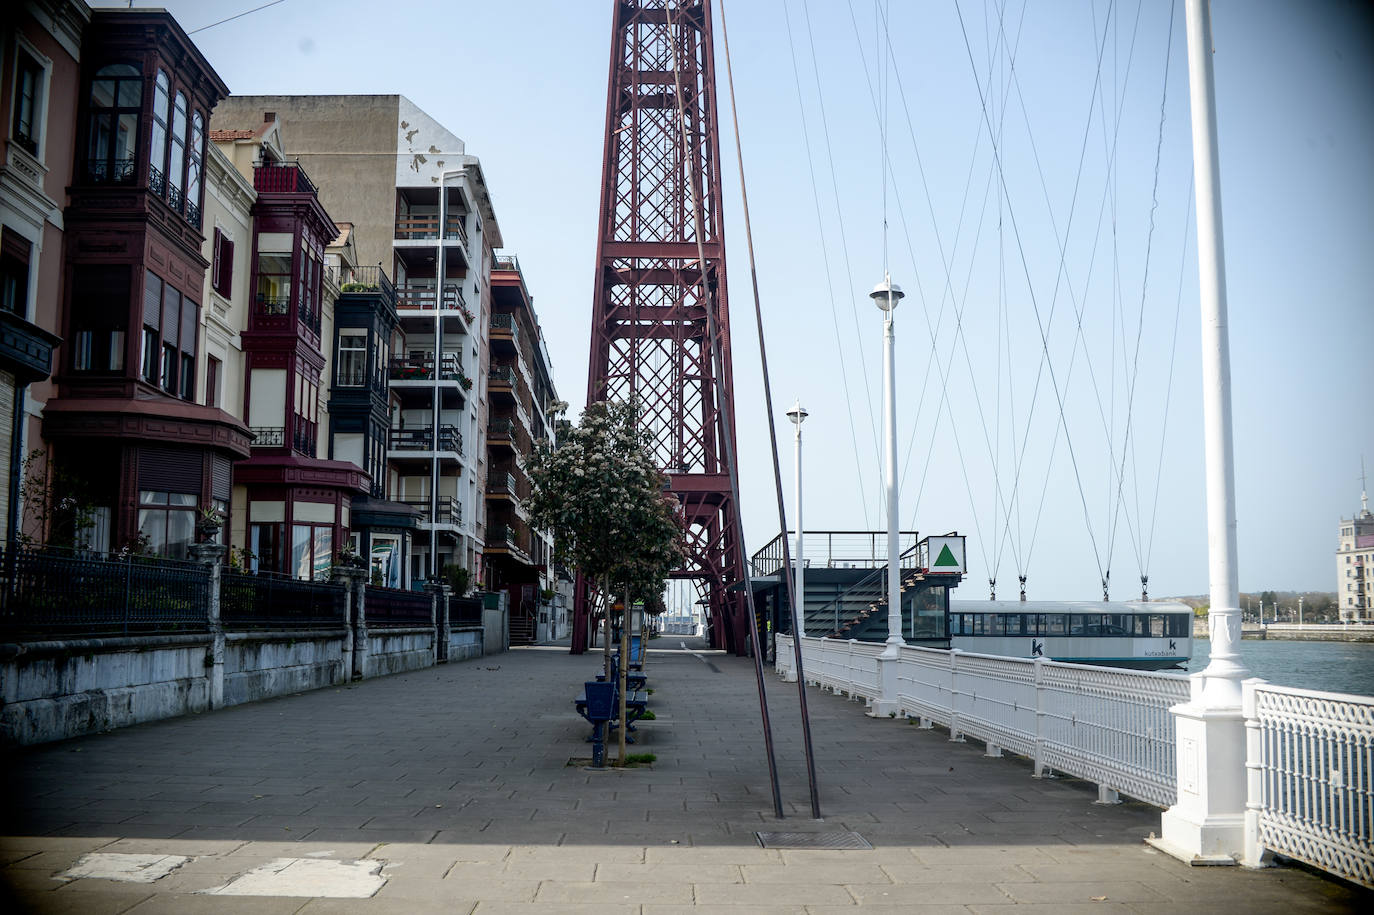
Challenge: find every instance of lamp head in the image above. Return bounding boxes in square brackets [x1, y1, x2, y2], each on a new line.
[869, 274, 904, 312]
[785, 399, 809, 426]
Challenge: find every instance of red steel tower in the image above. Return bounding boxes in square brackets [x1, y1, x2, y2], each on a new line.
[573, 0, 747, 654]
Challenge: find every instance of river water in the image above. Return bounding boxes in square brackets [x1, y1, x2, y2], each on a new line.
[1187, 638, 1374, 698]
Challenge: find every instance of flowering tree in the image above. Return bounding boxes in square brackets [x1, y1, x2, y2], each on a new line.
[524, 399, 684, 763]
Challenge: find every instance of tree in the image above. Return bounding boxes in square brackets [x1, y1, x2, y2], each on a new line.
[524, 399, 685, 764]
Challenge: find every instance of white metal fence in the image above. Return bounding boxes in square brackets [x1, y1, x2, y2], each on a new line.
[776, 635, 1188, 807]
[1245, 681, 1374, 887]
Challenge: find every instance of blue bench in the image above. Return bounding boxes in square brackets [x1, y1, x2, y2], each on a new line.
[574, 676, 647, 767]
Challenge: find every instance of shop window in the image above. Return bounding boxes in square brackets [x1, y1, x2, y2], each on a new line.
[85, 64, 140, 184]
[138, 490, 196, 559]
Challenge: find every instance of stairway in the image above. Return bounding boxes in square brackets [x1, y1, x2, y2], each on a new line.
[509, 613, 535, 646]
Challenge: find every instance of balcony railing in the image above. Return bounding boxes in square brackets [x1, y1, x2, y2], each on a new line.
[402, 496, 462, 525]
[250, 427, 284, 447]
[489, 364, 517, 387]
[300, 303, 321, 336]
[394, 215, 467, 243]
[395, 282, 469, 316]
[490, 312, 520, 342]
[487, 417, 516, 445]
[389, 425, 463, 455]
[487, 472, 517, 497]
[253, 160, 317, 196]
[255, 294, 289, 317]
[82, 157, 136, 185]
[338, 265, 396, 304]
[388, 356, 471, 389]
[293, 420, 317, 457]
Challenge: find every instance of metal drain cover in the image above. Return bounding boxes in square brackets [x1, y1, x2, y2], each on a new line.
[755, 831, 873, 850]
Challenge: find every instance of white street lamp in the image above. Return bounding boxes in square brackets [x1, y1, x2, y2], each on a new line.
[870, 274, 905, 658]
[786, 400, 808, 638]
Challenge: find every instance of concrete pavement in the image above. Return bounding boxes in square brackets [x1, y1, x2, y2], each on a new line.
[1, 639, 1366, 912]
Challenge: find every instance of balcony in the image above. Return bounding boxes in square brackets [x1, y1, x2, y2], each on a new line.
[0, 308, 60, 383]
[389, 425, 463, 456]
[487, 417, 516, 450]
[489, 364, 516, 388]
[81, 157, 135, 186]
[402, 496, 462, 526]
[338, 265, 396, 306]
[490, 312, 521, 350]
[254, 160, 317, 196]
[250, 426, 284, 447]
[395, 215, 468, 246]
[487, 472, 517, 498]
[395, 282, 470, 318]
[388, 355, 472, 389]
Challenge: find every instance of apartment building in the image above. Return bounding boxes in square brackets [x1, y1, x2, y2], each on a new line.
[211, 95, 504, 587]
[35, 7, 252, 556]
[0, 0, 81, 542]
[1337, 485, 1374, 621]
[487, 254, 560, 643]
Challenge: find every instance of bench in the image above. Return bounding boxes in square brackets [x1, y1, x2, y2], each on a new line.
[574, 677, 648, 767]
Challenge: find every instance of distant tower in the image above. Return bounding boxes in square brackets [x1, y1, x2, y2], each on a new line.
[572, 0, 746, 654]
[1336, 457, 1374, 621]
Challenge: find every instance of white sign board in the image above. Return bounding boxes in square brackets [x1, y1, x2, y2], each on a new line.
[925, 536, 966, 574]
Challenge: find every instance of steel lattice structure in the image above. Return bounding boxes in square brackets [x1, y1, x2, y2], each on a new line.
[573, 0, 747, 655]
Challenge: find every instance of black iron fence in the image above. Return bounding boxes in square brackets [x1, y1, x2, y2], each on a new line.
[220, 572, 346, 630]
[451, 596, 483, 626]
[0, 544, 209, 638]
[365, 586, 433, 627]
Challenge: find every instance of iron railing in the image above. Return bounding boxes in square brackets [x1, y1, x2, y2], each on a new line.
[752, 530, 921, 577]
[0, 544, 209, 638]
[293, 420, 317, 457]
[255, 295, 289, 317]
[395, 282, 467, 314]
[253, 160, 317, 195]
[388, 426, 462, 455]
[83, 157, 136, 185]
[338, 264, 395, 304]
[220, 571, 345, 630]
[451, 596, 482, 626]
[365, 585, 432, 627]
[402, 497, 461, 525]
[250, 426, 284, 447]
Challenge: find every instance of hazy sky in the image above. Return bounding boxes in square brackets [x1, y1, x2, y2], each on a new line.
[102, 1, 1373, 601]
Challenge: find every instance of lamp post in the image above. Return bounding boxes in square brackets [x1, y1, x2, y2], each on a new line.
[870, 275, 905, 659]
[786, 400, 808, 638]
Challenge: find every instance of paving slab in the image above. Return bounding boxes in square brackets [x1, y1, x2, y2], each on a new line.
[3, 640, 1370, 912]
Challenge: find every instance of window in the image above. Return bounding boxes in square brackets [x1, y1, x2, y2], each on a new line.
[205, 356, 221, 407]
[138, 490, 195, 559]
[12, 49, 43, 156]
[185, 111, 204, 226]
[338, 331, 366, 386]
[140, 270, 196, 398]
[292, 523, 332, 581]
[1, 228, 31, 315]
[256, 252, 291, 313]
[249, 522, 283, 573]
[211, 229, 234, 297]
[149, 70, 169, 195]
[85, 64, 140, 184]
[71, 265, 128, 372]
[166, 92, 187, 213]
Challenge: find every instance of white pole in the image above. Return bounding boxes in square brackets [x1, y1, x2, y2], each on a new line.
[1185, 0, 1247, 706]
[882, 295, 903, 656]
[794, 411, 804, 638]
[1299, 596, 1303, 626]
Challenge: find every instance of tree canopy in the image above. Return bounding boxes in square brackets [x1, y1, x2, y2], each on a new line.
[524, 399, 684, 604]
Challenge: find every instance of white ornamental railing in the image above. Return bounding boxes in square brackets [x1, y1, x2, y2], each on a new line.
[1244, 681, 1374, 887]
[777, 635, 1189, 808]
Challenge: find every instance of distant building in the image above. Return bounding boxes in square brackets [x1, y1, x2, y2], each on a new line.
[1337, 483, 1374, 621]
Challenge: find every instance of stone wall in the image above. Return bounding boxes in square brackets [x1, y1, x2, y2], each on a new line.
[222, 630, 348, 706]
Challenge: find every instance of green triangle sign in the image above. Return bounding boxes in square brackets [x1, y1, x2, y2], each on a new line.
[933, 544, 959, 567]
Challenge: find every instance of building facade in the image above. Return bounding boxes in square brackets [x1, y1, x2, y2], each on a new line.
[40, 8, 251, 556]
[0, 0, 82, 544]
[1337, 486, 1374, 621]
[210, 95, 507, 589]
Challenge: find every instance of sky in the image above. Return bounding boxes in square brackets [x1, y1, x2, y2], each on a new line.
[101, 0, 1374, 602]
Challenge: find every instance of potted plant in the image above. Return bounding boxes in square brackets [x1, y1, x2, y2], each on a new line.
[196, 505, 225, 542]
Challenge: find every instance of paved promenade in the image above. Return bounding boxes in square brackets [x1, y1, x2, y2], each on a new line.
[1, 640, 1365, 912]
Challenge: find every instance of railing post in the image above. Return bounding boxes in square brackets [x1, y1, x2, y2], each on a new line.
[1241, 678, 1273, 868]
[427, 580, 450, 664]
[948, 649, 965, 742]
[333, 567, 368, 680]
[1032, 656, 1048, 778]
[869, 646, 902, 718]
[189, 542, 226, 710]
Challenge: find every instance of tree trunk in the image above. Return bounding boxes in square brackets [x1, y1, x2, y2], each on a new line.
[617, 586, 630, 765]
[602, 575, 612, 680]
